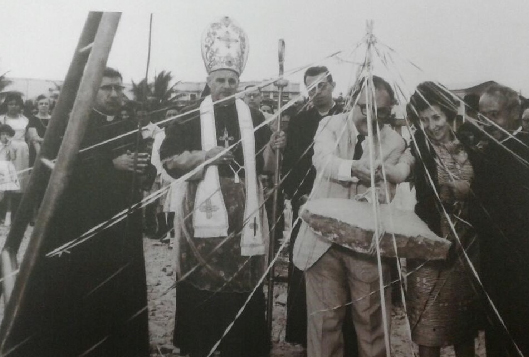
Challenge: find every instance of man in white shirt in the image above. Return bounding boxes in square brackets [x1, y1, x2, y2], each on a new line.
[294, 76, 412, 357]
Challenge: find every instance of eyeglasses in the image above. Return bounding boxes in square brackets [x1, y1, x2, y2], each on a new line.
[308, 81, 329, 95]
[357, 104, 392, 119]
[479, 110, 501, 120]
[100, 84, 125, 93]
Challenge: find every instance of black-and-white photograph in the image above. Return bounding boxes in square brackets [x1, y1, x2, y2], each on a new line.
[0, 1, 527, 356]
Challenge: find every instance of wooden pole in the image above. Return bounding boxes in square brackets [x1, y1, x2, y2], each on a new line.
[365, 20, 391, 357]
[0, 11, 103, 305]
[0, 12, 121, 351]
[267, 39, 286, 335]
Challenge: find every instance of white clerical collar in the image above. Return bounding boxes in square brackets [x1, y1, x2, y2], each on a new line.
[318, 101, 336, 117]
[93, 108, 116, 122]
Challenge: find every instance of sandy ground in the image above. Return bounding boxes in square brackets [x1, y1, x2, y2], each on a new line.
[0, 225, 485, 357]
[144, 238, 486, 357]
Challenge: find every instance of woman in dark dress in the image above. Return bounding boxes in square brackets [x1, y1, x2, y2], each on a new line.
[26, 94, 51, 166]
[406, 82, 481, 357]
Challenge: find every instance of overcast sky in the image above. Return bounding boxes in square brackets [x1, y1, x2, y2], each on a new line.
[2, 0, 529, 98]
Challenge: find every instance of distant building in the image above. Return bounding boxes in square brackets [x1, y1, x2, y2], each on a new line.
[3, 77, 63, 102]
[173, 81, 206, 105]
[172, 80, 301, 108]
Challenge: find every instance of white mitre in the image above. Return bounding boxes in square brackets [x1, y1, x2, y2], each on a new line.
[201, 16, 249, 75]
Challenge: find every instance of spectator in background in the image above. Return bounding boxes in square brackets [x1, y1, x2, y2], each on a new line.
[160, 106, 179, 128]
[0, 92, 30, 220]
[244, 85, 278, 131]
[0, 124, 17, 164]
[0, 124, 21, 225]
[27, 94, 52, 165]
[261, 104, 273, 114]
[244, 85, 264, 111]
[138, 104, 162, 141]
[518, 99, 529, 143]
[120, 100, 135, 121]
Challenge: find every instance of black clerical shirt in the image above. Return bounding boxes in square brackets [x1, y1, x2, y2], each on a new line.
[160, 101, 271, 179]
[282, 103, 343, 203]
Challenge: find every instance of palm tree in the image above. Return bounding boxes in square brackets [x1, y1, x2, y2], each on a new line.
[132, 71, 179, 107]
[131, 77, 151, 104]
[0, 71, 13, 105]
[131, 71, 181, 121]
[151, 71, 181, 108]
[0, 72, 11, 93]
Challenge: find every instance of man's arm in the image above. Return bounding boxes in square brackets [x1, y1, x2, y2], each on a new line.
[113, 151, 150, 173]
[378, 136, 413, 184]
[312, 114, 364, 182]
[160, 111, 235, 181]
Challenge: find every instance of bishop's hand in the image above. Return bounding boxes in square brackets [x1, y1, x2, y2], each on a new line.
[113, 150, 150, 173]
[269, 130, 286, 151]
[206, 146, 234, 165]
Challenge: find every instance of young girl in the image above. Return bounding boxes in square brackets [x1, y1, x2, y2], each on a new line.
[0, 124, 21, 225]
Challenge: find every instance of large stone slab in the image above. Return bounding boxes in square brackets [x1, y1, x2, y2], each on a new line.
[301, 198, 451, 260]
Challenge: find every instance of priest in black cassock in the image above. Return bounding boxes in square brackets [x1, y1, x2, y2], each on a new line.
[160, 16, 282, 357]
[4, 67, 152, 356]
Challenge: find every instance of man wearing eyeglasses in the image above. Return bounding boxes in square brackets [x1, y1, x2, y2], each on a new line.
[3, 67, 152, 356]
[90, 68, 151, 174]
[244, 85, 276, 131]
[244, 85, 264, 111]
[93, 67, 126, 120]
[468, 84, 529, 357]
[292, 75, 412, 357]
[281, 66, 345, 349]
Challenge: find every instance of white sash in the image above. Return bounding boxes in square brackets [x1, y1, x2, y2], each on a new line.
[193, 96, 264, 256]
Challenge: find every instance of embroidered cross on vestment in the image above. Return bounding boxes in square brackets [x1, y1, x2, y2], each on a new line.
[199, 198, 219, 219]
[219, 127, 234, 148]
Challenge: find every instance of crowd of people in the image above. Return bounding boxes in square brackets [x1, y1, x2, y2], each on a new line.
[0, 14, 528, 357]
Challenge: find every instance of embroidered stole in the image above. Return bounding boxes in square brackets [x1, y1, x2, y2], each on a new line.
[193, 96, 264, 256]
